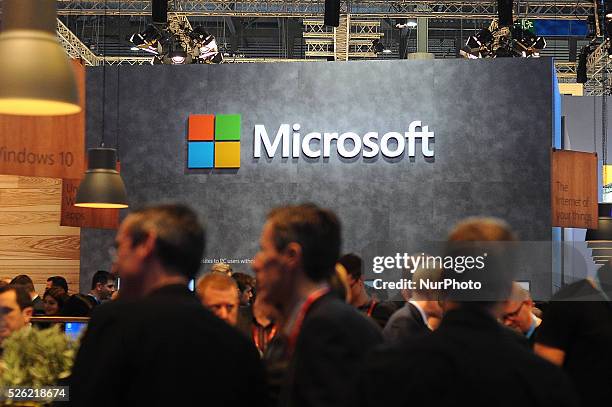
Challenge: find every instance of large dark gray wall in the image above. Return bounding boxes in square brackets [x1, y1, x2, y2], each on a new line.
[81, 58, 553, 293]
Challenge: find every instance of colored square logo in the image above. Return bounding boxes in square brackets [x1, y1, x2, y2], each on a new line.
[187, 114, 240, 169]
[215, 142, 240, 168]
[215, 114, 241, 141]
[188, 142, 214, 168]
[189, 115, 214, 141]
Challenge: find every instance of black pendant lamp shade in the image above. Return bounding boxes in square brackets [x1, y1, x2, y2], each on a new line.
[0, 0, 81, 115]
[75, 148, 128, 209]
[586, 204, 612, 267]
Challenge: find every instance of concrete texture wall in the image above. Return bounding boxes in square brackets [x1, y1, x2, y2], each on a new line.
[80, 58, 553, 295]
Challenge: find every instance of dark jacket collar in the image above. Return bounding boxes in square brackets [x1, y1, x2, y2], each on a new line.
[439, 306, 501, 332]
[147, 283, 193, 298]
[406, 302, 428, 328]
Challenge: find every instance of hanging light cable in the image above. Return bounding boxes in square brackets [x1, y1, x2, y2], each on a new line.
[75, 0, 128, 209]
[0, 0, 81, 115]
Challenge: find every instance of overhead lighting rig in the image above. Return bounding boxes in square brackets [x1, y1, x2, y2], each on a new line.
[459, 19, 547, 59]
[129, 24, 223, 65]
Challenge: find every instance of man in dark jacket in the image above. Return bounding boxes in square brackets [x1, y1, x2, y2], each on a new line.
[383, 264, 443, 343]
[70, 204, 266, 407]
[253, 204, 382, 407]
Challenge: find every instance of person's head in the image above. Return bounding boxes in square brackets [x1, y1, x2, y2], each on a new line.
[0, 285, 33, 344]
[501, 282, 536, 334]
[410, 266, 444, 319]
[113, 204, 205, 298]
[442, 217, 518, 313]
[10, 275, 35, 296]
[197, 273, 239, 325]
[46, 276, 68, 294]
[232, 272, 255, 306]
[90, 270, 116, 301]
[62, 294, 94, 317]
[337, 253, 363, 302]
[252, 204, 341, 307]
[210, 262, 233, 276]
[42, 287, 70, 316]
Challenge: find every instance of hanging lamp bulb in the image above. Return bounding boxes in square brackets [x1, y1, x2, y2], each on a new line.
[75, 148, 128, 209]
[0, 0, 81, 116]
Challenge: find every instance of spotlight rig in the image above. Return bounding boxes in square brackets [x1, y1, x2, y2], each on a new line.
[459, 19, 546, 59]
[129, 24, 223, 65]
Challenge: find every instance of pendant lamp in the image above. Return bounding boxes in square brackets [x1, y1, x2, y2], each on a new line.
[0, 0, 81, 116]
[586, 203, 612, 251]
[75, 148, 128, 209]
[75, 0, 128, 210]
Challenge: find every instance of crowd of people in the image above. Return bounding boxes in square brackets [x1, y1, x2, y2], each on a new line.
[0, 203, 611, 406]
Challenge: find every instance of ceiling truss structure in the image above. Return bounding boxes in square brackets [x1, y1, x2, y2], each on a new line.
[50, 1, 587, 81]
[304, 18, 384, 59]
[57, 17, 579, 80]
[54, 1, 593, 19]
[585, 40, 612, 96]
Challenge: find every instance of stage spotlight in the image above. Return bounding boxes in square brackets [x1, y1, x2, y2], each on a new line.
[166, 48, 189, 64]
[466, 36, 480, 50]
[476, 28, 493, 45]
[395, 18, 417, 29]
[189, 25, 210, 41]
[129, 24, 162, 55]
[195, 34, 223, 63]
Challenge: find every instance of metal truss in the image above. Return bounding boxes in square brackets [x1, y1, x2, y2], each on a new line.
[304, 18, 382, 59]
[102, 56, 155, 65]
[168, 12, 194, 53]
[56, 18, 101, 66]
[55, 1, 593, 19]
[555, 62, 577, 83]
[55, 13, 584, 76]
[585, 40, 612, 95]
[349, 40, 378, 58]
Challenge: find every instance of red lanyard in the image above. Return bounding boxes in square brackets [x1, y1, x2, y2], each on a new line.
[366, 299, 377, 317]
[287, 287, 330, 355]
[252, 324, 277, 354]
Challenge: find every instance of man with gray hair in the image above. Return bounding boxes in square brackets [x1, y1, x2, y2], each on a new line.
[383, 265, 443, 344]
[500, 282, 541, 345]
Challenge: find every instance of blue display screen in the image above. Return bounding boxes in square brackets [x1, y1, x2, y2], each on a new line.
[534, 20, 587, 36]
[65, 322, 87, 340]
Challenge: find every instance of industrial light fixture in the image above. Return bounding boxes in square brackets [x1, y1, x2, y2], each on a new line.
[586, 204, 612, 255]
[162, 37, 192, 65]
[0, 0, 80, 115]
[76, 0, 128, 209]
[75, 148, 128, 208]
[168, 49, 188, 64]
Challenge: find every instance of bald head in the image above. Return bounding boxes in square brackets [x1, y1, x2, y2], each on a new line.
[197, 273, 239, 326]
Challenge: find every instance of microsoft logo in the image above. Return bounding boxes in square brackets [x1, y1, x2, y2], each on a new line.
[187, 114, 241, 168]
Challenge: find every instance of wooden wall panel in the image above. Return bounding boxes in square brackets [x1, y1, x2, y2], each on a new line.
[0, 174, 80, 296]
